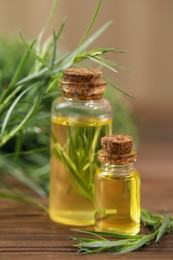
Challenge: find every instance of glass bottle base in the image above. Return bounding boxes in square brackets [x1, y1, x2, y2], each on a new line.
[95, 222, 140, 235]
[49, 209, 95, 226]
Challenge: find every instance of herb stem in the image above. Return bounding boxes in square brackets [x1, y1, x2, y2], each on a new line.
[71, 209, 173, 254]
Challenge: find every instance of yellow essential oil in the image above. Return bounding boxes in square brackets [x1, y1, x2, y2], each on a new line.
[49, 117, 112, 226]
[49, 68, 112, 226]
[95, 167, 140, 234]
[95, 134, 140, 235]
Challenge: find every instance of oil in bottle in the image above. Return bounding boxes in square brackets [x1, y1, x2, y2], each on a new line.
[95, 134, 140, 235]
[50, 116, 111, 226]
[49, 68, 112, 226]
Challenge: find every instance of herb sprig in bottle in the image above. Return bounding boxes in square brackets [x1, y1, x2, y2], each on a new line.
[49, 68, 112, 226]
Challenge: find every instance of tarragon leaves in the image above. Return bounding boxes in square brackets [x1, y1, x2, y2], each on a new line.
[71, 209, 173, 254]
[0, 0, 128, 149]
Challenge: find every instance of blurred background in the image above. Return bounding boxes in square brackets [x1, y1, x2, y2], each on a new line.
[0, 0, 172, 206]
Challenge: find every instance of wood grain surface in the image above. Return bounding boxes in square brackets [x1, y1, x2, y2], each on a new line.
[0, 140, 173, 260]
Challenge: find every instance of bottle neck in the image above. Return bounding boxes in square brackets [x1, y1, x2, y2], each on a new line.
[101, 162, 135, 174]
[62, 96, 104, 106]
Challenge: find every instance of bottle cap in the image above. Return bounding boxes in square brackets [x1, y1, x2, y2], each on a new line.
[61, 67, 106, 100]
[101, 134, 133, 155]
[98, 134, 136, 165]
[63, 68, 102, 83]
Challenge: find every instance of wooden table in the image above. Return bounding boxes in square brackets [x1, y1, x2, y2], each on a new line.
[0, 140, 173, 259]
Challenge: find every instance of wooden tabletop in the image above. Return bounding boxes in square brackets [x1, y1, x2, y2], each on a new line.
[0, 139, 173, 260]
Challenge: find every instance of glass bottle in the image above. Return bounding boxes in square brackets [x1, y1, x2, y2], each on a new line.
[49, 68, 112, 226]
[95, 134, 140, 235]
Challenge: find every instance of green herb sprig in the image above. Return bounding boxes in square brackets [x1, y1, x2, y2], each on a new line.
[0, 183, 48, 212]
[0, 0, 134, 198]
[71, 208, 173, 254]
[0, 0, 115, 192]
[0, 0, 124, 149]
[51, 123, 110, 201]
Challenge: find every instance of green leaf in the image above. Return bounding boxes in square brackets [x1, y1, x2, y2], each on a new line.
[0, 84, 34, 137]
[44, 0, 58, 34]
[88, 56, 118, 73]
[156, 215, 171, 242]
[51, 31, 57, 69]
[141, 208, 160, 225]
[0, 156, 47, 198]
[72, 229, 143, 240]
[15, 68, 48, 86]
[105, 78, 135, 100]
[36, 0, 58, 50]
[20, 33, 50, 69]
[75, 239, 133, 249]
[117, 231, 156, 254]
[51, 16, 67, 69]
[0, 84, 23, 114]
[77, 21, 113, 54]
[0, 41, 35, 104]
[13, 131, 23, 163]
[52, 135, 94, 201]
[77, 0, 103, 50]
[0, 192, 48, 212]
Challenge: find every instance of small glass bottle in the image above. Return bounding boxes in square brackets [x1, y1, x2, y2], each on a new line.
[49, 68, 112, 226]
[95, 134, 140, 235]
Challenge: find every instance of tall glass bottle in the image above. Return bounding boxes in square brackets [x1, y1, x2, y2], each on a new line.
[95, 134, 140, 235]
[49, 68, 112, 226]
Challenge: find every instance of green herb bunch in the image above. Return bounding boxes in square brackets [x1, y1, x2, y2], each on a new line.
[71, 209, 173, 254]
[0, 0, 136, 199]
[0, 1, 115, 190]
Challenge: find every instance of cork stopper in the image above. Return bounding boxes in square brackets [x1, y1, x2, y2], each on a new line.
[61, 67, 106, 100]
[98, 134, 136, 165]
[63, 68, 102, 83]
[101, 134, 133, 155]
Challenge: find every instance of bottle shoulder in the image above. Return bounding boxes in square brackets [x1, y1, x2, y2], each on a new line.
[51, 96, 112, 119]
[96, 167, 140, 180]
[52, 96, 111, 108]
